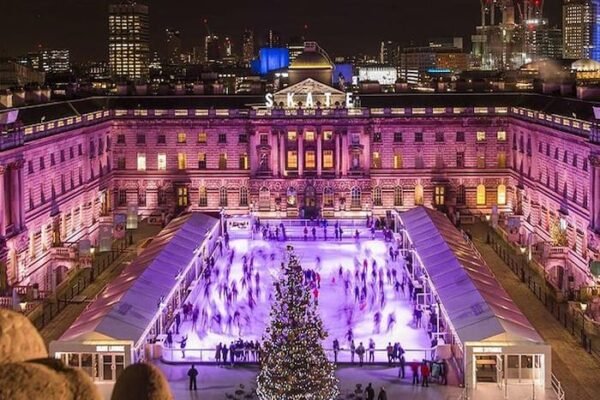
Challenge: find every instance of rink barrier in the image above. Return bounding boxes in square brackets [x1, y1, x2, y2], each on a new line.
[160, 347, 435, 365]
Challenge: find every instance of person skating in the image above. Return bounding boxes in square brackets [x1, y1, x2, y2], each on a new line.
[179, 335, 188, 359]
[411, 362, 419, 385]
[386, 343, 394, 365]
[174, 312, 181, 334]
[377, 387, 387, 400]
[165, 330, 173, 348]
[187, 364, 198, 391]
[357, 342, 365, 367]
[333, 338, 340, 363]
[350, 340, 356, 364]
[365, 383, 375, 400]
[421, 360, 430, 387]
[368, 338, 375, 363]
[221, 343, 228, 364]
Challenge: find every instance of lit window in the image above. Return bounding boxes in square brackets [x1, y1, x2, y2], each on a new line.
[372, 151, 381, 169]
[372, 187, 382, 206]
[288, 131, 297, 141]
[198, 132, 207, 143]
[351, 187, 361, 208]
[305, 131, 315, 141]
[394, 187, 403, 206]
[198, 187, 208, 207]
[497, 184, 506, 205]
[476, 131, 486, 142]
[287, 151, 298, 169]
[323, 150, 334, 169]
[414, 184, 424, 205]
[476, 184, 486, 205]
[178, 153, 187, 169]
[157, 153, 166, 170]
[219, 187, 228, 207]
[177, 187, 188, 207]
[497, 131, 507, 141]
[434, 186, 445, 205]
[198, 153, 207, 169]
[239, 187, 249, 206]
[477, 154, 485, 168]
[219, 153, 228, 169]
[136, 153, 146, 171]
[305, 151, 316, 169]
[497, 151, 506, 168]
[239, 153, 249, 170]
[323, 131, 333, 141]
[177, 132, 186, 143]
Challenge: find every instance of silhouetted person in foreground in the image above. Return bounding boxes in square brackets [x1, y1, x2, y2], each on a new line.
[187, 364, 198, 391]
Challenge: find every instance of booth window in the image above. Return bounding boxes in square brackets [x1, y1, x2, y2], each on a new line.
[477, 184, 486, 205]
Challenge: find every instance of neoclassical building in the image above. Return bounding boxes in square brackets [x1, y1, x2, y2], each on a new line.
[1, 78, 600, 297]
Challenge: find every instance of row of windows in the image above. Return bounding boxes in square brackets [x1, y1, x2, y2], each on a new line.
[28, 144, 84, 174]
[117, 186, 248, 208]
[370, 151, 507, 169]
[368, 184, 505, 207]
[373, 130, 506, 143]
[537, 141, 588, 171]
[127, 152, 249, 171]
[118, 132, 232, 145]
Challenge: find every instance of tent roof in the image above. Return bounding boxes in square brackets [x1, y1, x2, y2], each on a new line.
[58, 213, 218, 345]
[400, 207, 543, 345]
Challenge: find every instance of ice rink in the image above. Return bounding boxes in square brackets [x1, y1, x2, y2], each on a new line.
[164, 231, 432, 363]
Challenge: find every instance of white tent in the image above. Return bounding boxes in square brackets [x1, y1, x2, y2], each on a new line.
[400, 207, 543, 345]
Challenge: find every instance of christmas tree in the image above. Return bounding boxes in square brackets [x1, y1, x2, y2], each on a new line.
[256, 248, 339, 400]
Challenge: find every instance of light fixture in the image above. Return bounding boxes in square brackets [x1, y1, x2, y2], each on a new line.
[581, 303, 588, 312]
[520, 246, 526, 254]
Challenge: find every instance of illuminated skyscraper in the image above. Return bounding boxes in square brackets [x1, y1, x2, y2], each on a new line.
[165, 28, 182, 64]
[204, 35, 220, 63]
[379, 40, 399, 66]
[562, 0, 597, 59]
[108, 1, 150, 80]
[242, 29, 255, 63]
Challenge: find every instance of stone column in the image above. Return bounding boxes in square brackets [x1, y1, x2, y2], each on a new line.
[279, 131, 285, 177]
[271, 130, 279, 176]
[317, 131, 322, 177]
[335, 132, 341, 178]
[341, 132, 348, 176]
[248, 129, 256, 175]
[298, 131, 304, 177]
[17, 161, 25, 230]
[0, 165, 5, 237]
[10, 162, 21, 231]
[591, 155, 600, 231]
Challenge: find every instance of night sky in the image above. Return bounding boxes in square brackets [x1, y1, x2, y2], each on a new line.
[3, 0, 562, 61]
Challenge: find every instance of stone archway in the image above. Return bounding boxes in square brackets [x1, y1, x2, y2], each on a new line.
[303, 185, 318, 219]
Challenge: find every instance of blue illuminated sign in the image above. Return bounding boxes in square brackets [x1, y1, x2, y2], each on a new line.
[251, 48, 290, 75]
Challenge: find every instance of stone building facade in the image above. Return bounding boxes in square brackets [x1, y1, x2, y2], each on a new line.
[1, 80, 600, 296]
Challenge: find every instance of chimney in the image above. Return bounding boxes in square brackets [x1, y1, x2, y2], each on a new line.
[12, 88, 26, 106]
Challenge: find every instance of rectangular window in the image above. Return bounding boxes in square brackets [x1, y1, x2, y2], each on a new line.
[393, 153, 403, 169]
[476, 185, 486, 205]
[69, 147, 74, 159]
[239, 153, 249, 170]
[60, 150, 65, 162]
[198, 153, 207, 169]
[305, 150, 316, 169]
[116, 156, 127, 170]
[287, 131, 297, 141]
[198, 187, 208, 207]
[136, 134, 146, 144]
[287, 151, 298, 169]
[158, 188, 167, 206]
[372, 151, 382, 169]
[434, 186, 445, 205]
[50, 154, 55, 166]
[198, 132, 207, 143]
[218, 133, 227, 143]
[40, 157, 45, 169]
[157, 134, 166, 144]
[497, 151, 506, 168]
[323, 131, 333, 141]
[456, 152, 465, 168]
[456, 131, 465, 142]
[414, 132, 423, 142]
[138, 189, 146, 206]
[260, 134, 269, 145]
[117, 134, 125, 144]
[477, 154, 486, 168]
[157, 154, 166, 170]
[118, 189, 127, 206]
[219, 153, 227, 169]
[177, 153, 187, 169]
[497, 131, 507, 141]
[136, 153, 146, 171]
[78, 144, 82, 156]
[373, 132, 382, 142]
[476, 131, 486, 142]
[435, 132, 444, 142]
[394, 132, 403, 142]
[177, 132, 186, 144]
[28, 160, 34, 174]
[238, 134, 248, 143]
[323, 150, 334, 169]
[177, 187, 189, 207]
[305, 131, 315, 141]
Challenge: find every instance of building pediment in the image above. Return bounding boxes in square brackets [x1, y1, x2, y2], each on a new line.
[266, 78, 351, 109]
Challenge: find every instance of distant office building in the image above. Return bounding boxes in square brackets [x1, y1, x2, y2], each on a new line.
[205, 35, 220, 63]
[108, 1, 150, 80]
[288, 37, 305, 63]
[562, 0, 597, 59]
[429, 37, 464, 50]
[265, 30, 282, 48]
[0, 59, 45, 89]
[523, 21, 563, 62]
[223, 37, 233, 58]
[379, 40, 399, 65]
[358, 65, 397, 85]
[165, 29, 182, 64]
[400, 39, 468, 82]
[242, 29, 255, 63]
[40, 49, 70, 73]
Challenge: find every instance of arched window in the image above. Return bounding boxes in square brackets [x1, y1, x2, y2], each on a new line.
[351, 187, 361, 209]
[219, 187, 228, 207]
[414, 184, 424, 205]
[198, 187, 207, 207]
[394, 186, 403, 207]
[476, 184, 486, 205]
[323, 187, 334, 208]
[372, 186, 382, 206]
[497, 184, 506, 205]
[259, 187, 270, 210]
[239, 187, 248, 207]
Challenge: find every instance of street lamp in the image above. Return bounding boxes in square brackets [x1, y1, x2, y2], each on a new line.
[220, 207, 225, 237]
[519, 245, 527, 282]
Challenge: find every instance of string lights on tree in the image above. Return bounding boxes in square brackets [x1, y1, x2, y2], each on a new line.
[256, 247, 339, 400]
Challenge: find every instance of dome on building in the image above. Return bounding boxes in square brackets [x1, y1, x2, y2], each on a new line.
[571, 59, 600, 72]
[290, 51, 333, 70]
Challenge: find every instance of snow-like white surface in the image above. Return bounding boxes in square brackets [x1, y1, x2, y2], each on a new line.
[164, 232, 432, 363]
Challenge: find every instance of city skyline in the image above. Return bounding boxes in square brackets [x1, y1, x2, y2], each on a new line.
[2, 0, 562, 62]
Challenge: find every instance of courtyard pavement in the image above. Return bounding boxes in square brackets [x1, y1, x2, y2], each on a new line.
[469, 222, 600, 400]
